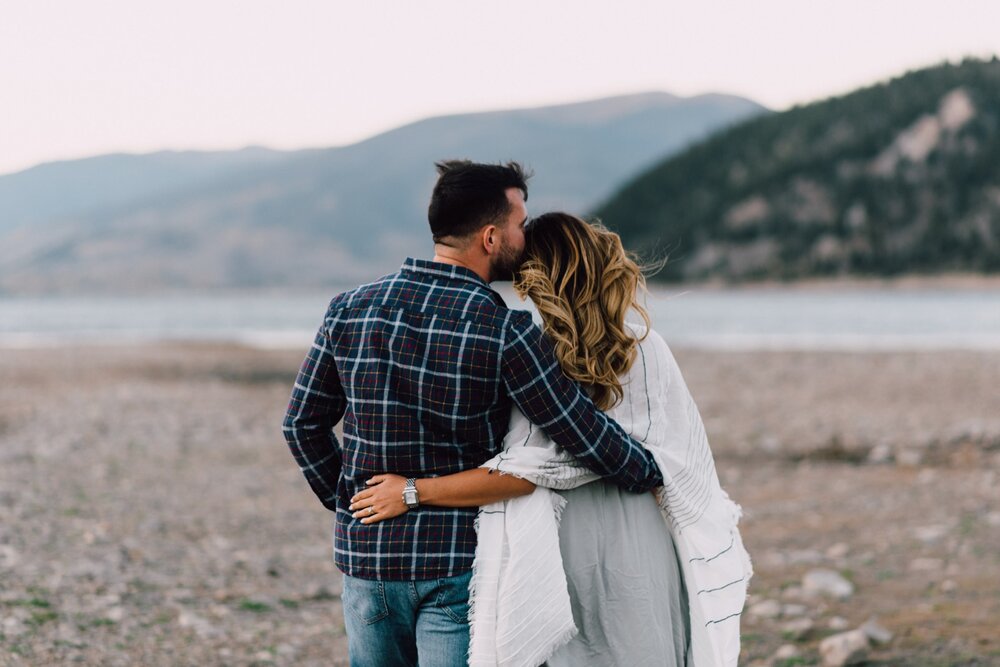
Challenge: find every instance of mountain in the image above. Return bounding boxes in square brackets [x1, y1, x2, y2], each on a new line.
[0, 92, 765, 294]
[0, 147, 296, 232]
[594, 58, 1000, 281]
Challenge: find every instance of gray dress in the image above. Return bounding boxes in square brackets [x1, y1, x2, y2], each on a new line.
[546, 480, 691, 667]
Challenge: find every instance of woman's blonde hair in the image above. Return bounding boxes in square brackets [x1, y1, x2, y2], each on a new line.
[513, 212, 652, 410]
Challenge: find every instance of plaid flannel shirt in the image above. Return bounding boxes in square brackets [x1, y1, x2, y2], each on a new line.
[282, 258, 663, 581]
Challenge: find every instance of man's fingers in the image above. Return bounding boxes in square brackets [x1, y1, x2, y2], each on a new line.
[366, 475, 385, 486]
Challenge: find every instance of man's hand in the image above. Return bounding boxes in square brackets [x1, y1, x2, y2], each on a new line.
[349, 474, 409, 524]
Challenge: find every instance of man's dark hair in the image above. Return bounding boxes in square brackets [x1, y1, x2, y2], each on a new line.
[428, 160, 531, 243]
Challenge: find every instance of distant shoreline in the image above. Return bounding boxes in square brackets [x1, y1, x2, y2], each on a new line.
[648, 273, 1000, 293]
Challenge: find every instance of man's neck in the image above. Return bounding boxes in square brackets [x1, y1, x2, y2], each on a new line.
[432, 247, 491, 284]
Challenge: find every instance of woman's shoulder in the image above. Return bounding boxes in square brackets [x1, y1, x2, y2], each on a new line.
[628, 321, 692, 394]
[623, 320, 673, 360]
[623, 318, 650, 341]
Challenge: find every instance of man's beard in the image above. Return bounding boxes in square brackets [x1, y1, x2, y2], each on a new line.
[490, 239, 526, 282]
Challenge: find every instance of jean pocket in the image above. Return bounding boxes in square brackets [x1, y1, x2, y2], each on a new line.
[434, 575, 471, 624]
[342, 577, 390, 625]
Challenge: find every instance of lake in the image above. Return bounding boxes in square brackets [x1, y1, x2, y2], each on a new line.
[1, 286, 999, 351]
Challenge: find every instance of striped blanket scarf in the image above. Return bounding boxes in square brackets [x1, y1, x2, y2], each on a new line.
[467, 323, 752, 666]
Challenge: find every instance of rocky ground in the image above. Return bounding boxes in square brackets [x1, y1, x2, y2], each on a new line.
[1, 344, 998, 666]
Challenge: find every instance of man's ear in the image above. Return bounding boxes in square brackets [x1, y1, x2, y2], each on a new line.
[480, 224, 498, 255]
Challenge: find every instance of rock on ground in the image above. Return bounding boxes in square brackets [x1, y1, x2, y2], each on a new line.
[819, 629, 870, 666]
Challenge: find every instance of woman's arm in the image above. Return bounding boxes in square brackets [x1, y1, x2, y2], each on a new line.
[349, 470, 536, 525]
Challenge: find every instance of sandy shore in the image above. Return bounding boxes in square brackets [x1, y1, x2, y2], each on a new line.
[1, 344, 998, 665]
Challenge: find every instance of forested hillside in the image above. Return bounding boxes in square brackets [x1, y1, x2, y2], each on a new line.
[596, 58, 1000, 281]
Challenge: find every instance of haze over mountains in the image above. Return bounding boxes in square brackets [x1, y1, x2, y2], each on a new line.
[0, 92, 764, 294]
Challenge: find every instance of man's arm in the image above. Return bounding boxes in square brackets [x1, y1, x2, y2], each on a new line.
[281, 317, 347, 512]
[499, 312, 663, 492]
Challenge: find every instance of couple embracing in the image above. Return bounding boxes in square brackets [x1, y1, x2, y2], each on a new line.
[282, 160, 751, 666]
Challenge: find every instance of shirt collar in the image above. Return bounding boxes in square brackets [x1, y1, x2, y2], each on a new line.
[401, 257, 507, 306]
[401, 257, 490, 287]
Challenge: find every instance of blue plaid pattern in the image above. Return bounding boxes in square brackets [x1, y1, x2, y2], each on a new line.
[282, 258, 663, 580]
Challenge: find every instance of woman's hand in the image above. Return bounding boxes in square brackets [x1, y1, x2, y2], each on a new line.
[349, 474, 409, 525]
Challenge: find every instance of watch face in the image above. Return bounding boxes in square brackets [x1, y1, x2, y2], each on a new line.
[403, 479, 419, 507]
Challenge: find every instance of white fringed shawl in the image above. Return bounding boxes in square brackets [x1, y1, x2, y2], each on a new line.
[468, 324, 752, 667]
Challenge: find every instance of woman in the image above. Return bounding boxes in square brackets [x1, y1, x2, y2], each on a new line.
[349, 213, 751, 666]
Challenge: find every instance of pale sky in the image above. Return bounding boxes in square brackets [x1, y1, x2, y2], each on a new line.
[2, 0, 998, 175]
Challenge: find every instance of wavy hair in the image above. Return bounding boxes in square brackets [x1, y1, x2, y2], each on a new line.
[513, 212, 652, 410]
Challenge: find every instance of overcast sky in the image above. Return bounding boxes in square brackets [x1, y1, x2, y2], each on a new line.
[2, 0, 998, 175]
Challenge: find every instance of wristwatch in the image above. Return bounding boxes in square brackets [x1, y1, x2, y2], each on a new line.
[402, 478, 420, 509]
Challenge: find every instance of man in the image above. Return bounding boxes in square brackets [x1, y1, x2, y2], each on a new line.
[282, 160, 663, 666]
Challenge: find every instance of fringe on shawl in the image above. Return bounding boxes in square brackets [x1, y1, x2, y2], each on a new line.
[522, 622, 578, 667]
[550, 489, 568, 526]
[723, 493, 754, 590]
[467, 505, 485, 665]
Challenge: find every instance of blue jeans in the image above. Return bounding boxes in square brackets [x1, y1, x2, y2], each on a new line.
[341, 570, 472, 667]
